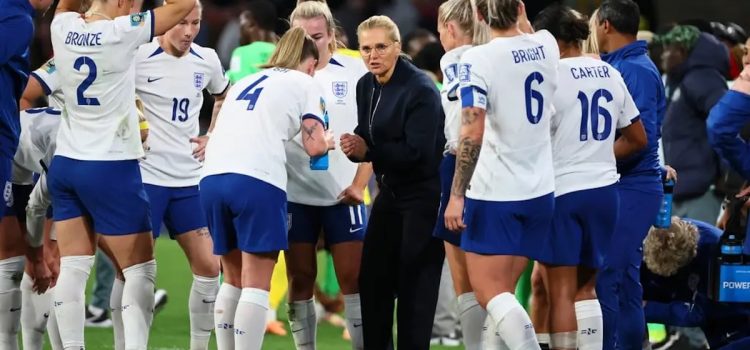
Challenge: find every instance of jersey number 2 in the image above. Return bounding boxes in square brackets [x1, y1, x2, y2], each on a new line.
[236, 75, 268, 111]
[578, 89, 613, 141]
[74, 56, 100, 106]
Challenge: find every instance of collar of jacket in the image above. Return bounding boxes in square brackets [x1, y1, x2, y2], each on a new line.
[602, 40, 649, 64]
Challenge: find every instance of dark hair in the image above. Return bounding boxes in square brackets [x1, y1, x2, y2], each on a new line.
[404, 28, 436, 47]
[533, 4, 590, 44]
[480, 0, 521, 30]
[413, 42, 445, 75]
[246, 0, 277, 32]
[597, 0, 640, 36]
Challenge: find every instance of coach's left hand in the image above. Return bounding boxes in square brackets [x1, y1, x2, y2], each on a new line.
[444, 195, 466, 233]
[340, 133, 368, 161]
[191, 135, 209, 162]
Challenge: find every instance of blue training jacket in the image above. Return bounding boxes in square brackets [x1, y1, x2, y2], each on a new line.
[602, 40, 667, 178]
[0, 0, 35, 159]
[708, 90, 750, 180]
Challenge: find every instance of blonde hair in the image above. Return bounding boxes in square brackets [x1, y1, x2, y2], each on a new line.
[439, 0, 490, 45]
[290, 1, 339, 53]
[584, 8, 600, 54]
[357, 15, 401, 44]
[481, 0, 521, 30]
[643, 217, 700, 277]
[263, 27, 319, 69]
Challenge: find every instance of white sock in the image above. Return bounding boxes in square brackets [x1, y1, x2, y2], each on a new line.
[457, 292, 486, 350]
[53, 255, 94, 350]
[537, 333, 550, 345]
[234, 288, 269, 350]
[215, 283, 241, 350]
[575, 300, 603, 350]
[0, 257, 24, 349]
[487, 292, 539, 350]
[266, 307, 277, 324]
[482, 315, 509, 350]
[551, 332, 577, 350]
[343, 294, 363, 350]
[21, 272, 50, 350]
[288, 298, 316, 350]
[121, 260, 156, 350]
[110, 278, 125, 350]
[189, 274, 219, 350]
[46, 288, 63, 350]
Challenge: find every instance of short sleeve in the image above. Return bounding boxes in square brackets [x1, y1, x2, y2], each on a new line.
[112, 10, 155, 51]
[30, 58, 59, 96]
[618, 77, 641, 128]
[458, 50, 489, 110]
[300, 80, 326, 127]
[206, 50, 230, 95]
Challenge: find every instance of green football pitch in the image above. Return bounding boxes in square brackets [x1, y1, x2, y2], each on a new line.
[43, 237, 462, 350]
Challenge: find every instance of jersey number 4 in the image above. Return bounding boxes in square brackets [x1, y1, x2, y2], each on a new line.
[578, 89, 613, 141]
[236, 75, 268, 111]
[74, 56, 100, 106]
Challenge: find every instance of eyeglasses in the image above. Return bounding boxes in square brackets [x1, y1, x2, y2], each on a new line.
[359, 42, 396, 57]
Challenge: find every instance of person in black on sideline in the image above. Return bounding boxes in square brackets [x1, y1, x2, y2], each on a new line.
[340, 15, 446, 350]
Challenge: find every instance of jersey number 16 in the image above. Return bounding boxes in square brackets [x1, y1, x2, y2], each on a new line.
[577, 89, 613, 142]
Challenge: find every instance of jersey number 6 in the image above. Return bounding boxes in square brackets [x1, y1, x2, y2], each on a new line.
[524, 72, 544, 124]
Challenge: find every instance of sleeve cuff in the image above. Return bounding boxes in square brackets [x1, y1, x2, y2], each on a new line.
[212, 81, 230, 96]
[149, 9, 155, 42]
[30, 72, 52, 96]
[460, 85, 488, 109]
[302, 113, 325, 128]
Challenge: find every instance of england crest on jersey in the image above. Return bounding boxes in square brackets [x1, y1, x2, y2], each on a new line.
[193, 73, 205, 90]
[332, 81, 348, 99]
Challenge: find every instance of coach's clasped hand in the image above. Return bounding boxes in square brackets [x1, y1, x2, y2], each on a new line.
[340, 133, 367, 161]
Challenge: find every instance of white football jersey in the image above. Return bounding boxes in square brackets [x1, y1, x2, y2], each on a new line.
[459, 31, 560, 201]
[30, 58, 65, 109]
[285, 54, 367, 205]
[12, 108, 61, 184]
[441, 45, 471, 153]
[551, 56, 640, 196]
[136, 41, 229, 187]
[202, 68, 327, 192]
[50, 11, 154, 161]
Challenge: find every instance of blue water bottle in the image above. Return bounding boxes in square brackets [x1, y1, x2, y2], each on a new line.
[310, 111, 329, 170]
[722, 234, 744, 264]
[655, 179, 675, 228]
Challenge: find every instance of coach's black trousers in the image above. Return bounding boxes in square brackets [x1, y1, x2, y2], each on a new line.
[359, 179, 445, 350]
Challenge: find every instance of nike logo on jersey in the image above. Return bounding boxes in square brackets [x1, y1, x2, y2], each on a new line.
[202, 299, 215, 304]
[9, 307, 21, 312]
[147, 77, 163, 83]
[349, 227, 364, 233]
[352, 323, 362, 328]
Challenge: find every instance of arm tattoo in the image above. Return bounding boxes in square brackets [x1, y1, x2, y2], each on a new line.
[451, 137, 481, 196]
[451, 108, 483, 196]
[302, 122, 319, 142]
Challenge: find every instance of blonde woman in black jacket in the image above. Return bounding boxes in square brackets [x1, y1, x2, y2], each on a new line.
[340, 15, 446, 350]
